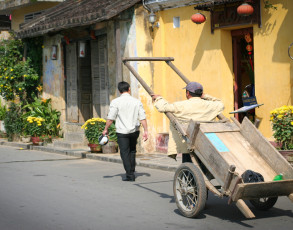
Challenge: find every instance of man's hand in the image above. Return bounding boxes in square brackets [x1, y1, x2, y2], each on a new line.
[151, 94, 160, 102]
[142, 131, 148, 142]
[102, 129, 108, 136]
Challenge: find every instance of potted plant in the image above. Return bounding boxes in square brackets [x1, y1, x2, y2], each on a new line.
[26, 116, 46, 145]
[270, 105, 293, 165]
[81, 117, 117, 153]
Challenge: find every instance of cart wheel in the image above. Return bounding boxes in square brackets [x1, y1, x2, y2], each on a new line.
[173, 163, 207, 218]
[249, 197, 278, 211]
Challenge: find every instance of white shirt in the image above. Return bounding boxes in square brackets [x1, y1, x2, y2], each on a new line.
[107, 93, 146, 134]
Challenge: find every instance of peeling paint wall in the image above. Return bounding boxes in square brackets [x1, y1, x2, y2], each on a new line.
[42, 35, 66, 130]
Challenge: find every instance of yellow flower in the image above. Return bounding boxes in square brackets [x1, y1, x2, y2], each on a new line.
[57, 124, 60, 128]
[85, 127, 88, 130]
[37, 124, 42, 126]
[277, 115, 283, 119]
[5, 76, 8, 79]
[10, 68, 13, 72]
[11, 77, 14, 80]
[42, 45, 44, 48]
[19, 88, 22, 91]
[37, 85, 43, 92]
[23, 75, 27, 78]
[291, 121, 293, 125]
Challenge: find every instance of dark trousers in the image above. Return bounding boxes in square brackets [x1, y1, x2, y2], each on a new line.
[182, 153, 192, 163]
[117, 131, 140, 179]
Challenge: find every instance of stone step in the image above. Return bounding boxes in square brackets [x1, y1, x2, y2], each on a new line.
[64, 132, 87, 143]
[53, 140, 87, 150]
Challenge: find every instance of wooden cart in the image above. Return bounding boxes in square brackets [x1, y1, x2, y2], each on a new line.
[122, 57, 293, 218]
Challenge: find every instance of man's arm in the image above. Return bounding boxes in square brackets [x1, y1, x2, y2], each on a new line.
[102, 120, 114, 136]
[151, 95, 178, 113]
[140, 119, 148, 141]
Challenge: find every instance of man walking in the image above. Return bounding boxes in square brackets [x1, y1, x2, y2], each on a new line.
[103, 81, 148, 181]
[151, 81, 224, 162]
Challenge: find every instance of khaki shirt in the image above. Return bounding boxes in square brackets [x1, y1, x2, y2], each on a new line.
[154, 94, 224, 154]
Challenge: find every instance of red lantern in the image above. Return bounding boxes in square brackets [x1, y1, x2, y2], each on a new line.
[191, 13, 206, 24]
[246, 44, 253, 52]
[237, 3, 254, 16]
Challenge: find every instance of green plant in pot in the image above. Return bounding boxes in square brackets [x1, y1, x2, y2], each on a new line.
[81, 117, 117, 153]
[26, 116, 46, 145]
[270, 105, 293, 150]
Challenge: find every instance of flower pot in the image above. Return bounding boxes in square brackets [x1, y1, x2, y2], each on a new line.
[21, 136, 31, 143]
[31, 136, 41, 145]
[88, 143, 102, 153]
[102, 141, 118, 154]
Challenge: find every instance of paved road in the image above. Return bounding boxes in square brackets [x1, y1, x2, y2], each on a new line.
[0, 146, 292, 230]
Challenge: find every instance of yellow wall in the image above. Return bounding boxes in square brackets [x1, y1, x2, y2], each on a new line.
[11, 2, 59, 31]
[150, 6, 234, 135]
[254, 0, 293, 138]
[139, 1, 292, 142]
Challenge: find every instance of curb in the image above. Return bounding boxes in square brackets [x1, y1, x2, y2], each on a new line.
[0, 140, 179, 172]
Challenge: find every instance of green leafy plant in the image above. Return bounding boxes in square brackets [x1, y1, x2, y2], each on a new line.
[0, 99, 7, 120]
[81, 118, 117, 144]
[4, 103, 24, 141]
[0, 35, 41, 101]
[22, 97, 61, 137]
[270, 106, 293, 150]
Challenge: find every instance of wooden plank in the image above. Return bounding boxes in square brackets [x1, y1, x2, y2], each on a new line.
[200, 122, 240, 133]
[66, 42, 78, 122]
[186, 120, 200, 150]
[216, 132, 276, 181]
[240, 117, 293, 179]
[230, 116, 241, 128]
[194, 130, 231, 186]
[122, 57, 174, 62]
[236, 199, 255, 218]
[232, 179, 293, 201]
[98, 35, 109, 118]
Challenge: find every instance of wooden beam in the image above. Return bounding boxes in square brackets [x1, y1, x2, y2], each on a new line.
[122, 57, 174, 62]
[236, 199, 255, 218]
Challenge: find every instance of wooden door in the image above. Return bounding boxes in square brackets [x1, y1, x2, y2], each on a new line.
[78, 41, 92, 123]
[232, 28, 254, 122]
[66, 43, 78, 122]
[91, 35, 109, 119]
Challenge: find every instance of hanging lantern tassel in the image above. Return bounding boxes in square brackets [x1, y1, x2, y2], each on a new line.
[191, 13, 206, 24]
[237, 3, 254, 16]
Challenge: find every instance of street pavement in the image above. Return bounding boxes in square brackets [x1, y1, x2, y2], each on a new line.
[0, 144, 293, 230]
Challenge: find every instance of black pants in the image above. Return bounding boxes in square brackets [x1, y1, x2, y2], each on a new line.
[117, 131, 140, 179]
[182, 153, 192, 163]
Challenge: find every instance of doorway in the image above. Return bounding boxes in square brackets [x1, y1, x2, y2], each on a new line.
[232, 28, 255, 122]
[65, 35, 109, 123]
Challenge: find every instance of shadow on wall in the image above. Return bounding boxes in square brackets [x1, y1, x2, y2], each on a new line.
[258, 2, 292, 104]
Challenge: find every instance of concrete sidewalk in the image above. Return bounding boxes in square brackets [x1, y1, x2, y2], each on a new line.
[0, 139, 181, 172]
